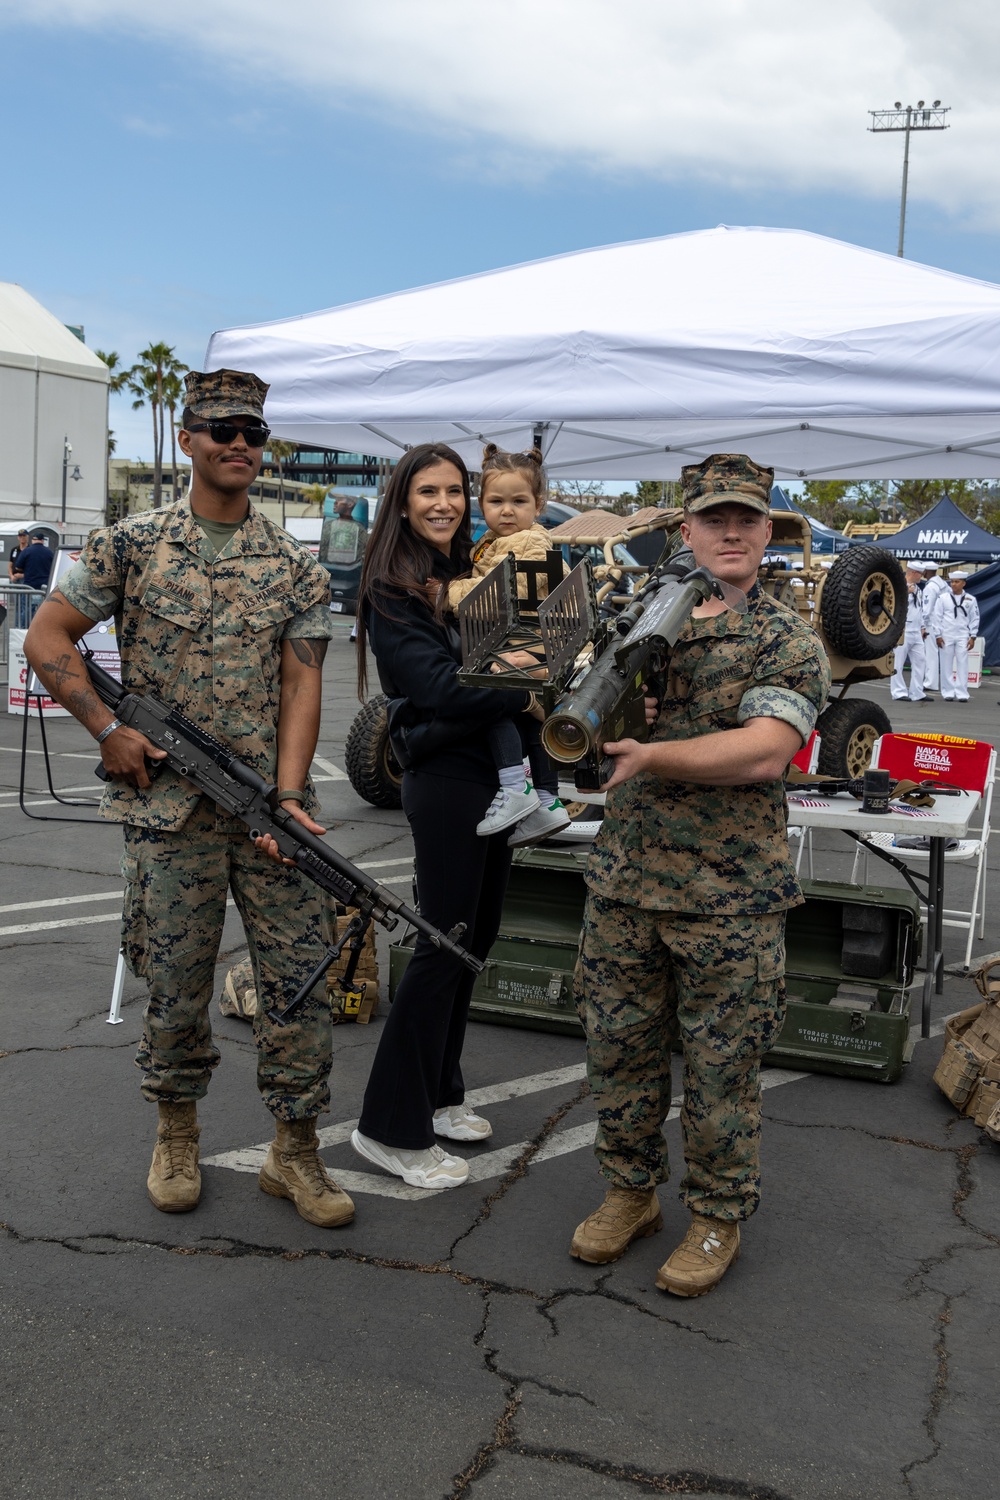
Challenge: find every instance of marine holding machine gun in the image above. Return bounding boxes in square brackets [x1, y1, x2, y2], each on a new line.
[82, 652, 483, 1025]
[457, 545, 746, 792]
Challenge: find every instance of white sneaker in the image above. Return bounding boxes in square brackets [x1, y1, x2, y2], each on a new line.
[350, 1129, 469, 1189]
[507, 797, 572, 848]
[433, 1104, 493, 1142]
[476, 782, 539, 837]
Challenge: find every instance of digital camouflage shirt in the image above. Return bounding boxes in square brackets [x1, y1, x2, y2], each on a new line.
[57, 500, 334, 831]
[586, 587, 830, 916]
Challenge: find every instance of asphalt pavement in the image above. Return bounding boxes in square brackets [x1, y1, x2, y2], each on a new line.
[1, 629, 998, 1500]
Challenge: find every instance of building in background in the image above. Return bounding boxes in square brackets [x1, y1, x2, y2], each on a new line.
[107, 460, 335, 524]
[271, 446, 381, 493]
[0, 283, 109, 538]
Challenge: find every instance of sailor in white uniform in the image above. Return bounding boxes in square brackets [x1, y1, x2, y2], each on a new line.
[932, 572, 980, 702]
[890, 562, 928, 701]
[921, 564, 948, 691]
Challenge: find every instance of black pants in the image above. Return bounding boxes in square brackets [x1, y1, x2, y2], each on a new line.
[487, 716, 558, 796]
[358, 771, 513, 1150]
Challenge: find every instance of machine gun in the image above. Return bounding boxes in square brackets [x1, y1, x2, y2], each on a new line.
[458, 546, 746, 793]
[82, 653, 483, 1025]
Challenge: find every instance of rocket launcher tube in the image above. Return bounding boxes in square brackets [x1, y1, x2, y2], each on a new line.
[539, 563, 746, 780]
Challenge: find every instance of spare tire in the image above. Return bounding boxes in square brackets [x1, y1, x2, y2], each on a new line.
[345, 695, 403, 809]
[816, 698, 892, 780]
[820, 547, 906, 661]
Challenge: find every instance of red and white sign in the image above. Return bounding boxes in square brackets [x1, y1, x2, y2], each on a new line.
[7, 629, 67, 716]
[875, 732, 993, 793]
[7, 548, 122, 715]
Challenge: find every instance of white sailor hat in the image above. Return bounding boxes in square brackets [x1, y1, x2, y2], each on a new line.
[903, 560, 922, 570]
[921, 561, 939, 571]
[950, 570, 970, 580]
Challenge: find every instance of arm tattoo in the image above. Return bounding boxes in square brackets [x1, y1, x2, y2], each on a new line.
[38, 657, 103, 729]
[288, 638, 328, 669]
[40, 653, 78, 690]
[66, 686, 104, 723]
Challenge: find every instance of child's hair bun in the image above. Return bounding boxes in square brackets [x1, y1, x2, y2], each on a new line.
[478, 442, 546, 503]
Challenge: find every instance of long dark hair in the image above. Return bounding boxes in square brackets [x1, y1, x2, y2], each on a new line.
[356, 443, 472, 699]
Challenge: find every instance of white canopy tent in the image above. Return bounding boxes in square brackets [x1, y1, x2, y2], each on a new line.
[0, 283, 109, 533]
[206, 226, 1000, 482]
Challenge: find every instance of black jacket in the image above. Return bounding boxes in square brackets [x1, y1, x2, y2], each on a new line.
[366, 550, 529, 783]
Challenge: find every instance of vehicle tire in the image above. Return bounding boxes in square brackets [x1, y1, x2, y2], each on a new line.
[820, 547, 906, 660]
[815, 698, 892, 780]
[345, 695, 403, 809]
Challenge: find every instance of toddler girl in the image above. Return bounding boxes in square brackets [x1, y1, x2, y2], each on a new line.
[448, 444, 570, 846]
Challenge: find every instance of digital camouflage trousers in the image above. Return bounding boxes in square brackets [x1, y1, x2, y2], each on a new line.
[575, 894, 787, 1221]
[122, 798, 333, 1120]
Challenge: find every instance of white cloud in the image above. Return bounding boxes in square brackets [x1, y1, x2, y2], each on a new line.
[5, 0, 998, 217]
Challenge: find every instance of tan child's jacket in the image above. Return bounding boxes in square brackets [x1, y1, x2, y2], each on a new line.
[447, 523, 562, 610]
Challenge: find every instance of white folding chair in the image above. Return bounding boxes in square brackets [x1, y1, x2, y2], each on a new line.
[787, 730, 821, 877]
[849, 734, 995, 970]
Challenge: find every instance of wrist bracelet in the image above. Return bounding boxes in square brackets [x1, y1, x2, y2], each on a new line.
[96, 719, 123, 745]
[277, 788, 307, 804]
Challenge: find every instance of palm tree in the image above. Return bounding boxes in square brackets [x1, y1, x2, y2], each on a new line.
[128, 343, 186, 507]
[303, 483, 330, 510]
[162, 367, 188, 504]
[95, 351, 133, 521]
[94, 349, 134, 394]
[266, 439, 297, 527]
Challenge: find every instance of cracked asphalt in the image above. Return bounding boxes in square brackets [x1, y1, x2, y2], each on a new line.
[1, 625, 998, 1500]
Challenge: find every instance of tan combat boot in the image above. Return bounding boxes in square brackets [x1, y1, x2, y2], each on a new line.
[655, 1215, 740, 1297]
[147, 1100, 201, 1213]
[570, 1186, 663, 1264]
[259, 1118, 355, 1228]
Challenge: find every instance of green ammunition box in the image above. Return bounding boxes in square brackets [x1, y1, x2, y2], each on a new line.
[387, 852, 921, 1083]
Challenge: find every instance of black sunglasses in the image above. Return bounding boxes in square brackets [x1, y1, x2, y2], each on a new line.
[187, 420, 271, 448]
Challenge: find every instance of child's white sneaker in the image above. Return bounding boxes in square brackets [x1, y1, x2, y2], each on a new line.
[432, 1104, 493, 1142]
[476, 782, 539, 836]
[507, 797, 572, 848]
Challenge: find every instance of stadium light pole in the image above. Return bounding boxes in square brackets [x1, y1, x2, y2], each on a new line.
[868, 101, 950, 257]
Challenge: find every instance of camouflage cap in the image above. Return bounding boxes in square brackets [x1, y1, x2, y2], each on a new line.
[184, 368, 269, 422]
[680, 453, 774, 515]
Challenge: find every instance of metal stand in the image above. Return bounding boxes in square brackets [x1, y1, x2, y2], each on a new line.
[107, 951, 126, 1024]
[843, 830, 945, 1039]
[19, 690, 103, 823]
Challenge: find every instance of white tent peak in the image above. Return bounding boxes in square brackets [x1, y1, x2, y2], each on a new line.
[0, 282, 109, 379]
[207, 226, 1000, 481]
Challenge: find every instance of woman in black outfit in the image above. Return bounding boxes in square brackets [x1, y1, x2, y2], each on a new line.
[351, 443, 536, 1190]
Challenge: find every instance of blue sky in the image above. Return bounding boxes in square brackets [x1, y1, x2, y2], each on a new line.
[1, 2, 996, 462]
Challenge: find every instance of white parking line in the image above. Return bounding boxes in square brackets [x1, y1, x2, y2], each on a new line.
[202, 1063, 813, 1199]
[0, 785, 102, 801]
[0, 912, 124, 938]
[312, 755, 348, 782]
[0, 890, 122, 915]
[0, 860, 415, 937]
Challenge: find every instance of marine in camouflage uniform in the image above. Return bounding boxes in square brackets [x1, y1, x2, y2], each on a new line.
[570, 453, 830, 1295]
[25, 369, 353, 1228]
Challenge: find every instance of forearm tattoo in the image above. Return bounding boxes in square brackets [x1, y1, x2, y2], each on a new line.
[39, 656, 103, 728]
[288, 638, 329, 669]
[40, 652, 78, 689]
